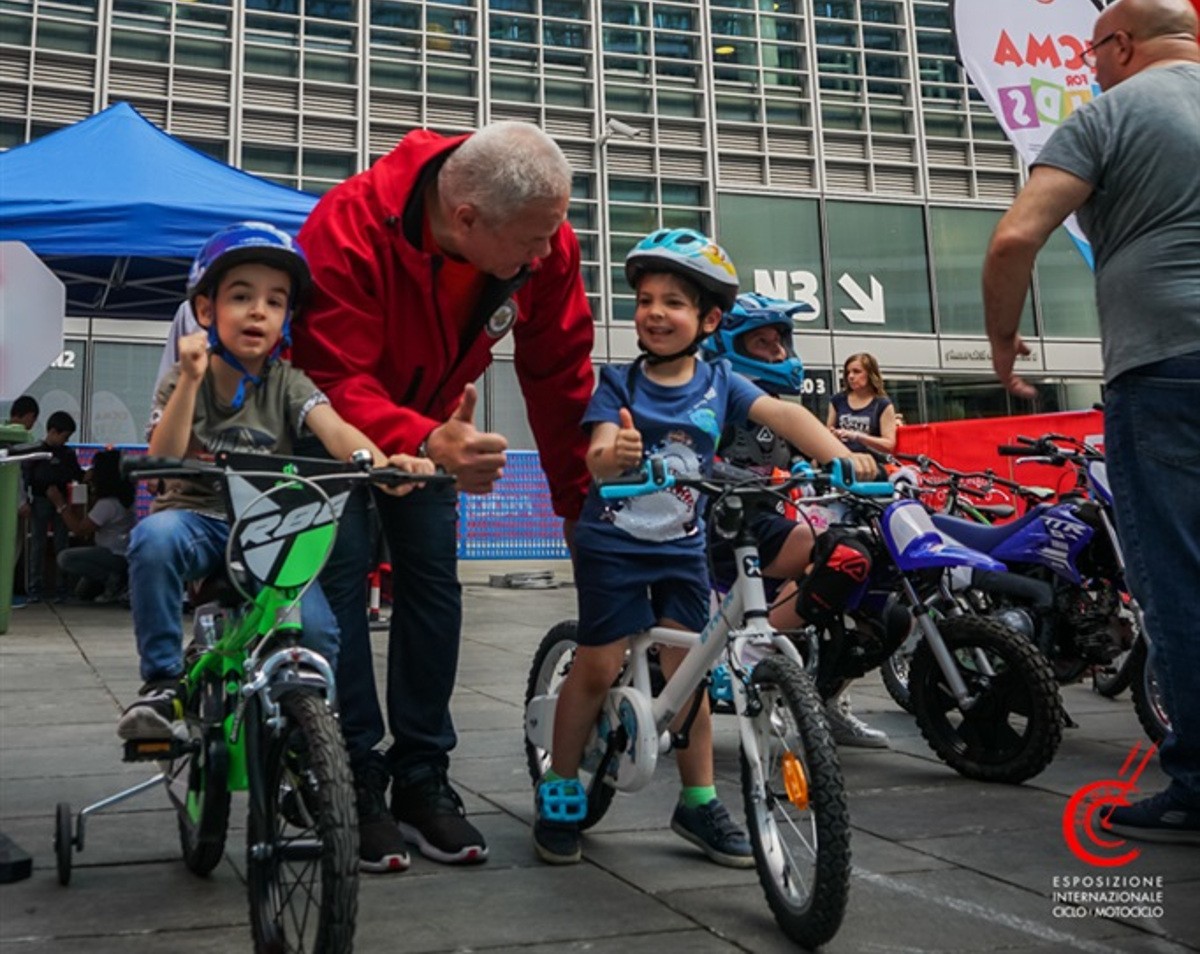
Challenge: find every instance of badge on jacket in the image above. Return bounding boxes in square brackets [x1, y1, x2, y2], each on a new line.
[486, 298, 518, 338]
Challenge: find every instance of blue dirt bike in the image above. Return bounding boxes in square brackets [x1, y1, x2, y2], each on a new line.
[781, 461, 1064, 783]
[918, 435, 1166, 743]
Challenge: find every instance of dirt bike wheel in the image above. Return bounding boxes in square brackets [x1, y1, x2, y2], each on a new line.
[1128, 636, 1170, 745]
[524, 620, 616, 830]
[880, 646, 915, 714]
[740, 656, 850, 949]
[246, 691, 358, 954]
[910, 616, 1063, 784]
[1092, 646, 1134, 698]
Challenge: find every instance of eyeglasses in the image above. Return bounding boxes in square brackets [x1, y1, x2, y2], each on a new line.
[1081, 31, 1120, 67]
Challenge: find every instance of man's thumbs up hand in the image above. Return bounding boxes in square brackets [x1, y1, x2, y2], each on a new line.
[424, 384, 508, 494]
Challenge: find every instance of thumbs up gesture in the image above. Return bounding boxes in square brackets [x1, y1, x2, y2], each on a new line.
[424, 384, 508, 494]
[613, 407, 643, 471]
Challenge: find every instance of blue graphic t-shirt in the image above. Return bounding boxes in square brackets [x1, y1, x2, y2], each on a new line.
[579, 359, 763, 554]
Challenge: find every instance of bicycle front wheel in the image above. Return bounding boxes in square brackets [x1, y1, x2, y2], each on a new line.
[246, 691, 358, 954]
[740, 656, 850, 949]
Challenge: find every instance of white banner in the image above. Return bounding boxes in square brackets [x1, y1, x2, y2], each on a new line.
[954, 0, 1104, 267]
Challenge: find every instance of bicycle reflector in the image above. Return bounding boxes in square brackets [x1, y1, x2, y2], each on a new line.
[781, 751, 810, 809]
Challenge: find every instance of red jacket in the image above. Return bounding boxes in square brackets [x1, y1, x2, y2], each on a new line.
[293, 130, 594, 519]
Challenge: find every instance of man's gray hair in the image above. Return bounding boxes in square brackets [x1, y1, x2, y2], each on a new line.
[440, 121, 573, 224]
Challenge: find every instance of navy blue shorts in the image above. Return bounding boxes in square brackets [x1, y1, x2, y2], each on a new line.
[573, 532, 710, 647]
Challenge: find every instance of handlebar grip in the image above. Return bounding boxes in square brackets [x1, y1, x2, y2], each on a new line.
[597, 457, 674, 499]
[369, 466, 457, 489]
[121, 454, 187, 478]
[997, 445, 1029, 456]
[828, 458, 895, 497]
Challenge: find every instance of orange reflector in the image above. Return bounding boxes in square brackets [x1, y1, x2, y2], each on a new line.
[781, 751, 809, 809]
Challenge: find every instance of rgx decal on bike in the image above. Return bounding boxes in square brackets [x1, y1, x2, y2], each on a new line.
[227, 473, 349, 587]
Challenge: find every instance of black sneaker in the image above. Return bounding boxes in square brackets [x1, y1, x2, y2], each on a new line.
[1099, 790, 1200, 845]
[532, 778, 586, 865]
[391, 767, 488, 864]
[671, 798, 755, 868]
[116, 679, 183, 740]
[356, 760, 410, 873]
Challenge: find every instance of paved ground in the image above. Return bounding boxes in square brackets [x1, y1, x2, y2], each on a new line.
[1, 559, 1197, 953]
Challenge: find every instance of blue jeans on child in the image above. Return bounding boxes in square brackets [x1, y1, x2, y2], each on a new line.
[1105, 350, 1200, 809]
[128, 508, 340, 683]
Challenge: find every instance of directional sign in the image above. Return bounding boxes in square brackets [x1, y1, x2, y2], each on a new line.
[0, 242, 66, 401]
[837, 274, 886, 324]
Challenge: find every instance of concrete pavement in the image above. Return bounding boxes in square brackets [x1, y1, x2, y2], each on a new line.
[1, 559, 1197, 953]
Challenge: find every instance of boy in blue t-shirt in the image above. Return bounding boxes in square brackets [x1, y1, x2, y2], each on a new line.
[533, 229, 875, 866]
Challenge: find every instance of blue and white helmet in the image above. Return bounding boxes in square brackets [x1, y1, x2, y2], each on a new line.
[187, 221, 311, 317]
[624, 228, 739, 312]
[702, 292, 807, 395]
[186, 221, 311, 408]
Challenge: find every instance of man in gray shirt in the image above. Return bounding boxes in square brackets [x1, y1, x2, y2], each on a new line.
[984, 0, 1200, 845]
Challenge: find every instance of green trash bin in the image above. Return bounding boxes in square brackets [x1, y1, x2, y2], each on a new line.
[0, 423, 34, 635]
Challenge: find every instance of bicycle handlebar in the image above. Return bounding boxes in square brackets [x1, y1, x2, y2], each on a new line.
[122, 451, 456, 488]
[598, 456, 895, 501]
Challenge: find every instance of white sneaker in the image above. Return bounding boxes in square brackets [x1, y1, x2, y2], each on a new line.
[825, 696, 889, 748]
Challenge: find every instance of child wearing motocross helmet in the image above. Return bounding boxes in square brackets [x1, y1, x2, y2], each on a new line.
[703, 296, 891, 749]
[117, 221, 434, 742]
[532, 229, 874, 868]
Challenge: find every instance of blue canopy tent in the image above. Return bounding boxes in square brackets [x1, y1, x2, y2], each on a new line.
[0, 102, 318, 320]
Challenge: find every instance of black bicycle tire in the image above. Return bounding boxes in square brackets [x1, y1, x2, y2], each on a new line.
[740, 655, 850, 949]
[245, 691, 358, 954]
[174, 676, 231, 876]
[880, 646, 916, 713]
[54, 801, 73, 886]
[524, 620, 616, 830]
[910, 616, 1063, 784]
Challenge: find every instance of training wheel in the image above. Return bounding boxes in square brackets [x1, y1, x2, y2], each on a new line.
[54, 802, 74, 886]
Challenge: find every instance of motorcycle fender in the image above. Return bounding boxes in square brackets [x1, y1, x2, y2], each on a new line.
[883, 499, 1006, 573]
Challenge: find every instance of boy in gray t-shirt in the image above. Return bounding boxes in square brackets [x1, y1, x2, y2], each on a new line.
[118, 221, 433, 741]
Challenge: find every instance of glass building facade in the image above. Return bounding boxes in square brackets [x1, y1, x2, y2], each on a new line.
[1, 0, 1104, 444]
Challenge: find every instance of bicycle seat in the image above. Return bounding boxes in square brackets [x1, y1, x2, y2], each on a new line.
[187, 575, 242, 610]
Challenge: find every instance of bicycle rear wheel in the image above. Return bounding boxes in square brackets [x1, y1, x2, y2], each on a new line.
[740, 656, 850, 949]
[166, 674, 230, 876]
[246, 691, 358, 954]
[524, 621, 616, 830]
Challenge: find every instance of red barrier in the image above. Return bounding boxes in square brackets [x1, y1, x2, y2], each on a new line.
[894, 409, 1105, 511]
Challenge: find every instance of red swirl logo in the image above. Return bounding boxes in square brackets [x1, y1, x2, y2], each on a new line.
[1061, 741, 1157, 867]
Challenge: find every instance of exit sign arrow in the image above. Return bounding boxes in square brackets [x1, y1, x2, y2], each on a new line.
[837, 274, 885, 324]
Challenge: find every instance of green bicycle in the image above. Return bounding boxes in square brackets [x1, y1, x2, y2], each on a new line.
[53, 450, 450, 953]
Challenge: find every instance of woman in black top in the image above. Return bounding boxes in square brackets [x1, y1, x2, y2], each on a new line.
[827, 352, 897, 455]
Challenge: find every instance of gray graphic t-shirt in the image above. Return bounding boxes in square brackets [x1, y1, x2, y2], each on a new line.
[148, 360, 329, 516]
[1034, 64, 1200, 382]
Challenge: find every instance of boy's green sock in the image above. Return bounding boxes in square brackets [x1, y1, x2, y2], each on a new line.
[680, 785, 718, 808]
[543, 769, 567, 783]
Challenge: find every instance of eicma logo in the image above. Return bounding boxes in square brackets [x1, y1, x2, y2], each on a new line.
[1061, 741, 1157, 867]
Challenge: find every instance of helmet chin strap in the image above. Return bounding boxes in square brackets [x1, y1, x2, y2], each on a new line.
[206, 321, 287, 411]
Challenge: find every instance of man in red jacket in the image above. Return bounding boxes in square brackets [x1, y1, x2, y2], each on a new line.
[293, 122, 594, 872]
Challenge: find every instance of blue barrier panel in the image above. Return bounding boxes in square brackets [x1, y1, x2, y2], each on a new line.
[74, 445, 567, 560]
[457, 450, 568, 560]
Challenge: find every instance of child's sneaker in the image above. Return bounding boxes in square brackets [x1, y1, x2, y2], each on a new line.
[671, 798, 755, 868]
[1100, 790, 1200, 845]
[116, 679, 183, 740]
[533, 777, 586, 865]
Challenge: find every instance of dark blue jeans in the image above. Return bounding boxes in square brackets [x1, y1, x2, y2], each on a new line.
[1105, 351, 1200, 809]
[322, 480, 462, 780]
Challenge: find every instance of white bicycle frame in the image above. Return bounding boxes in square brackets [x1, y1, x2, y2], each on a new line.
[525, 538, 805, 794]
